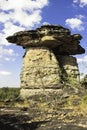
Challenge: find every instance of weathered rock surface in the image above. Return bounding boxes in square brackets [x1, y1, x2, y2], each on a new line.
[4, 25, 87, 129]
[57, 55, 80, 81]
[0, 86, 87, 130]
[6, 24, 85, 99]
[20, 49, 80, 99]
[20, 47, 61, 89]
[81, 75, 87, 89]
[6, 25, 85, 55]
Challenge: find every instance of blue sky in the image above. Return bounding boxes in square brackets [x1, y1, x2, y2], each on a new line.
[0, 0, 87, 87]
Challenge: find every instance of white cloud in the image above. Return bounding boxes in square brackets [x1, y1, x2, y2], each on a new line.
[0, 33, 10, 46]
[0, 71, 11, 76]
[77, 55, 87, 76]
[0, 23, 25, 45]
[3, 22, 25, 37]
[65, 17, 84, 31]
[0, 46, 14, 56]
[77, 56, 87, 63]
[4, 57, 11, 61]
[73, 0, 87, 7]
[0, 46, 18, 62]
[0, 0, 49, 45]
[42, 22, 51, 25]
[0, 0, 49, 11]
[80, 0, 87, 7]
[75, 14, 85, 19]
[73, 0, 78, 3]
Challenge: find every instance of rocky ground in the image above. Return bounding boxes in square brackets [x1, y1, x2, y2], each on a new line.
[0, 106, 87, 130]
[0, 86, 87, 130]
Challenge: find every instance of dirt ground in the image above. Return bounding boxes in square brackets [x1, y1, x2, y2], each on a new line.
[0, 102, 87, 130]
[0, 86, 87, 130]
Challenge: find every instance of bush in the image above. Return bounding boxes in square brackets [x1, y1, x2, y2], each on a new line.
[81, 75, 87, 89]
[0, 87, 20, 101]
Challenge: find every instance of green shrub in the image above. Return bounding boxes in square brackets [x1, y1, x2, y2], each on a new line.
[0, 87, 20, 101]
[81, 75, 87, 89]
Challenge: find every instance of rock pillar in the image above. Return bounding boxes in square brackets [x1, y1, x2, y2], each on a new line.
[58, 55, 80, 81]
[6, 25, 85, 99]
[20, 47, 62, 99]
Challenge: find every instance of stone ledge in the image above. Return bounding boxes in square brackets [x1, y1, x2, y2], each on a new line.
[20, 88, 64, 99]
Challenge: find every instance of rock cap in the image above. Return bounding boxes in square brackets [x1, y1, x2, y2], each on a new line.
[6, 25, 85, 55]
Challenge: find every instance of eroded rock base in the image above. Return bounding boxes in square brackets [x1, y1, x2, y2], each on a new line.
[20, 47, 80, 99]
[20, 88, 64, 100]
[57, 55, 80, 81]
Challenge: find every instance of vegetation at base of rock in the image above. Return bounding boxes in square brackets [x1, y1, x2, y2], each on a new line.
[81, 75, 87, 89]
[0, 87, 20, 101]
[0, 85, 87, 129]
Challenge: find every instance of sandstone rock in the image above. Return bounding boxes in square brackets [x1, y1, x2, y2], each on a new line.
[58, 55, 80, 81]
[20, 47, 61, 89]
[20, 88, 63, 99]
[6, 25, 85, 99]
[6, 25, 85, 55]
[53, 43, 85, 55]
[81, 75, 87, 88]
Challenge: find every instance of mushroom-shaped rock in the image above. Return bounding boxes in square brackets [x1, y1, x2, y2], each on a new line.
[6, 25, 85, 55]
[6, 25, 85, 99]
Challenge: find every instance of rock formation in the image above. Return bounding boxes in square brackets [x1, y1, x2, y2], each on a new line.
[6, 25, 85, 99]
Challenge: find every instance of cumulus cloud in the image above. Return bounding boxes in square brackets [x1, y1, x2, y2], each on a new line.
[77, 55, 87, 77]
[0, 0, 48, 27]
[0, 0, 49, 43]
[0, 46, 15, 56]
[65, 15, 85, 31]
[0, 0, 49, 63]
[42, 22, 50, 25]
[0, 46, 18, 62]
[75, 14, 85, 19]
[0, 0, 49, 11]
[80, 0, 87, 7]
[73, 0, 87, 7]
[0, 33, 10, 46]
[77, 55, 87, 63]
[73, 0, 78, 3]
[0, 71, 11, 76]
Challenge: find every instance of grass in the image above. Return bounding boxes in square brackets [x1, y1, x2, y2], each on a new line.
[0, 86, 87, 114]
[64, 93, 87, 116]
[0, 87, 20, 101]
